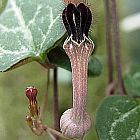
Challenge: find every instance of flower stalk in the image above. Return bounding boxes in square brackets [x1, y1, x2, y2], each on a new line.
[111, 0, 126, 95]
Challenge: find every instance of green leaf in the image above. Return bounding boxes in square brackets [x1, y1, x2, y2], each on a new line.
[0, 0, 7, 14]
[96, 95, 140, 140]
[124, 72, 140, 97]
[0, 0, 65, 72]
[88, 56, 102, 77]
[124, 65, 140, 97]
[47, 46, 102, 77]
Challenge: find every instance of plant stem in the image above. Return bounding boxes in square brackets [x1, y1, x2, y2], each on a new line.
[104, 0, 114, 95]
[111, 0, 126, 95]
[39, 70, 50, 120]
[53, 68, 59, 140]
[104, 0, 113, 84]
[44, 126, 72, 140]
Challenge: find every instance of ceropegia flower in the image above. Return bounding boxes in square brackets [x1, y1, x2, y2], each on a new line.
[60, 3, 94, 139]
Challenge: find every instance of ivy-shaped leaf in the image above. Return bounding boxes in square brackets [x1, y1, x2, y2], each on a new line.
[0, 0, 65, 72]
[0, 0, 102, 76]
[96, 96, 140, 140]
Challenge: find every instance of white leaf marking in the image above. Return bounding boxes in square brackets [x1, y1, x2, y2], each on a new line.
[10, 0, 33, 46]
[40, 6, 60, 50]
[109, 106, 140, 140]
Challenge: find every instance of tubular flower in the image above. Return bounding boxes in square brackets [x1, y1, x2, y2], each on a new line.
[26, 86, 39, 118]
[60, 3, 94, 139]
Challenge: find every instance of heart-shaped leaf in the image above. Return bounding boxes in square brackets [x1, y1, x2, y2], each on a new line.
[0, 0, 65, 72]
[96, 95, 140, 140]
[0, 0, 102, 76]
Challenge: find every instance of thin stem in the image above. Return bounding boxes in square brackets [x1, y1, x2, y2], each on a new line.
[46, 127, 72, 140]
[111, 0, 126, 95]
[27, 120, 72, 140]
[53, 68, 59, 140]
[39, 70, 50, 120]
[104, 0, 113, 84]
[104, 0, 114, 95]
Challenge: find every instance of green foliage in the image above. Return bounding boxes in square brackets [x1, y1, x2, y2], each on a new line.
[96, 95, 140, 140]
[88, 56, 102, 77]
[124, 67, 140, 96]
[2, 0, 140, 140]
[0, 0, 102, 77]
[0, 0, 65, 72]
[0, 0, 7, 14]
[124, 72, 140, 97]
